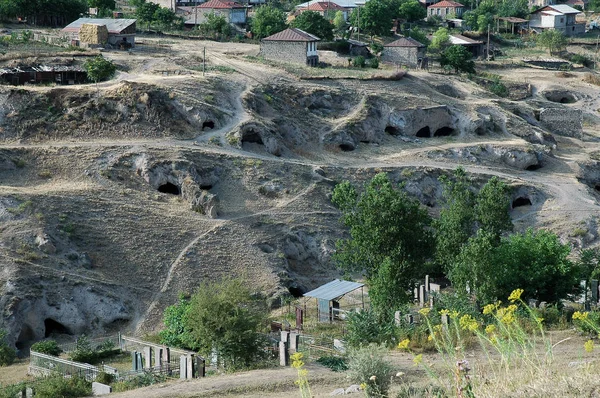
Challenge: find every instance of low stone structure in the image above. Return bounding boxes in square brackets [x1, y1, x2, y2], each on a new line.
[92, 382, 112, 396]
[539, 107, 582, 137]
[260, 28, 320, 67]
[382, 37, 426, 67]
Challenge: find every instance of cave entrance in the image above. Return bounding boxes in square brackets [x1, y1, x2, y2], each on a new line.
[288, 286, 304, 298]
[242, 130, 264, 145]
[339, 144, 355, 152]
[385, 125, 400, 135]
[44, 318, 71, 337]
[434, 126, 455, 137]
[200, 184, 213, 190]
[202, 120, 215, 130]
[416, 126, 431, 138]
[512, 197, 532, 208]
[158, 182, 180, 195]
[526, 164, 542, 171]
[15, 324, 34, 351]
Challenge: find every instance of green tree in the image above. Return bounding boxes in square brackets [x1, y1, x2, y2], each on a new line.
[333, 10, 346, 34]
[332, 173, 433, 314]
[398, 0, 426, 22]
[497, 0, 529, 18]
[251, 6, 287, 39]
[88, 0, 116, 16]
[440, 45, 475, 73]
[159, 294, 198, 350]
[135, 0, 160, 29]
[291, 11, 334, 41]
[31, 340, 62, 356]
[345, 309, 397, 348]
[407, 27, 430, 46]
[84, 55, 117, 86]
[0, 0, 87, 26]
[536, 29, 568, 54]
[474, 176, 512, 239]
[429, 27, 450, 53]
[349, 0, 393, 37]
[153, 7, 178, 30]
[200, 12, 230, 37]
[184, 278, 267, 370]
[0, 329, 16, 367]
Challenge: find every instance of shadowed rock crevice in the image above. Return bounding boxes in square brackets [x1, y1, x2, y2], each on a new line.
[158, 182, 180, 195]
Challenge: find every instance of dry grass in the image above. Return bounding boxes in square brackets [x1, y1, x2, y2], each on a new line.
[0, 359, 32, 386]
[583, 72, 600, 86]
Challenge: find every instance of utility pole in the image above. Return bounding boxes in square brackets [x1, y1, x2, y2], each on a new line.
[203, 47, 206, 75]
[195, 3, 198, 28]
[596, 34, 599, 70]
[357, 4, 360, 42]
[487, 24, 490, 61]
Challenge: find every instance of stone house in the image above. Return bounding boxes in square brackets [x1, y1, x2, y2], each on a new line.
[260, 28, 320, 66]
[62, 18, 137, 48]
[529, 4, 585, 36]
[296, 1, 349, 20]
[181, 0, 247, 27]
[382, 37, 426, 67]
[427, 0, 465, 19]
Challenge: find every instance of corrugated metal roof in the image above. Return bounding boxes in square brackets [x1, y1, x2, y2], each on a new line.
[62, 18, 136, 34]
[384, 37, 425, 48]
[303, 279, 364, 301]
[449, 34, 483, 45]
[262, 28, 320, 42]
[546, 4, 581, 13]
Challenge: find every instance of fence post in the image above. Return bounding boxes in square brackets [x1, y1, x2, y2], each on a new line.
[156, 348, 163, 369]
[179, 355, 187, 379]
[187, 354, 195, 379]
[144, 347, 152, 370]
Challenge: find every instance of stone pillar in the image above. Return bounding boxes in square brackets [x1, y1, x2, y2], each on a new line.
[394, 311, 402, 326]
[132, 351, 138, 371]
[156, 348, 163, 368]
[25, 387, 34, 398]
[289, 332, 299, 353]
[419, 285, 426, 307]
[144, 346, 153, 369]
[136, 352, 143, 371]
[425, 275, 430, 292]
[195, 356, 206, 378]
[280, 330, 289, 343]
[180, 355, 187, 379]
[279, 341, 288, 366]
[187, 354, 195, 379]
[441, 314, 449, 332]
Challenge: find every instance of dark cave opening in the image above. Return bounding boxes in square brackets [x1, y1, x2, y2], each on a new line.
[242, 130, 264, 145]
[339, 144, 355, 152]
[385, 125, 400, 135]
[158, 182, 180, 195]
[44, 318, 71, 338]
[15, 324, 34, 350]
[433, 126, 455, 137]
[526, 164, 542, 171]
[512, 197, 532, 208]
[288, 286, 304, 298]
[202, 120, 215, 130]
[416, 126, 431, 138]
[200, 184, 213, 190]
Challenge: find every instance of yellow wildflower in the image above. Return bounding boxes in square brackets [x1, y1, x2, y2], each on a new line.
[413, 354, 423, 366]
[508, 289, 524, 303]
[573, 311, 589, 321]
[428, 334, 434, 341]
[433, 324, 442, 332]
[507, 304, 518, 313]
[291, 352, 305, 369]
[397, 339, 410, 350]
[485, 324, 496, 334]
[536, 317, 544, 325]
[459, 314, 478, 331]
[501, 312, 516, 324]
[449, 310, 460, 319]
[585, 340, 594, 353]
[298, 369, 308, 377]
[483, 304, 495, 315]
[360, 383, 367, 390]
[419, 308, 431, 316]
[439, 309, 450, 316]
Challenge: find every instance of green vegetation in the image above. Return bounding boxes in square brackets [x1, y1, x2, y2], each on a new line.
[0, 0, 87, 26]
[345, 309, 397, 348]
[0, 376, 91, 398]
[440, 45, 475, 74]
[197, 13, 230, 39]
[0, 330, 16, 367]
[130, 0, 180, 31]
[429, 27, 450, 53]
[398, 0, 426, 22]
[88, 0, 116, 17]
[70, 335, 119, 364]
[352, 55, 366, 68]
[349, 0, 393, 38]
[251, 6, 287, 39]
[347, 344, 394, 398]
[84, 56, 117, 84]
[30, 340, 62, 356]
[536, 30, 568, 54]
[315, 356, 348, 372]
[161, 278, 268, 370]
[291, 11, 334, 41]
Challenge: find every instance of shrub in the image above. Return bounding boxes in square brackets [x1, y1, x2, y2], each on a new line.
[31, 340, 62, 356]
[33, 375, 91, 398]
[489, 80, 508, 97]
[96, 371, 115, 384]
[569, 53, 592, 67]
[347, 344, 395, 398]
[353, 56, 366, 68]
[368, 58, 379, 69]
[316, 356, 348, 372]
[345, 309, 398, 349]
[0, 330, 16, 367]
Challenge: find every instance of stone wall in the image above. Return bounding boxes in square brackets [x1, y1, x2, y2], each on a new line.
[381, 47, 423, 67]
[260, 41, 312, 66]
[539, 107, 582, 137]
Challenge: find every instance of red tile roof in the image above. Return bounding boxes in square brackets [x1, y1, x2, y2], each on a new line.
[384, 37, 425, 48]
[199, 0, 244, 9]
[300, 2, 347, 11]
[428, 0, 464, 8]
[262, 28, 320, 42]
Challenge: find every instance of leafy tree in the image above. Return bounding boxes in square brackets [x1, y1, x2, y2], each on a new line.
[291, 11, 334, 41]
[349, 0, 393, 37]
[0, 0, 87, 26]
[497, 0, 529, 18]
[0, 329, 16, 366]
[578, 248, 600, 282]
[345, 309, 397, 348]
[440, 45, 475, 74]
[251, 6, 287, 39]
[135, 0, 160, 29]
[429, 27, 450, 53]
[536, 29, 568, 54]
[199, 13, 230, 37]
[153, 6, 178, 30]
[333, 10, 346, 33]
[407, 27, 430, 46]
[31, 340, 62, 356]
[184, 278, 267, 370]
[398, 0, 426, 22]
[159, 294, 198, 350]
[84, 56, 117, 86]
[462, 0, 495, 32]
[332, 173, 433, 314]
[474, 176, 512, 239]
[88, 0, 116, 16]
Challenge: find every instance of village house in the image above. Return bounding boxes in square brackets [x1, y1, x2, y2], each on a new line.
[179, 0, 247, 27]
[427, 0, 465, 19]
[296, 1, 349, 20]
[260, 28, 320, 66]
[62, 18, 136, 48]
[295, 0, 368, 12]
[529, 4, 585, 36]
[449, 34, 485, 58]
[381, 37, 426, 67]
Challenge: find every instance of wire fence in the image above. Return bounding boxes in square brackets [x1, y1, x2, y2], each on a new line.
[29, 351, 118, 381]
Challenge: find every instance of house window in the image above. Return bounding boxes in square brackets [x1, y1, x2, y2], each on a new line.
[560, 17, 564, 23]
[446, 8, 449, 14]
[437, 8, 440, 14]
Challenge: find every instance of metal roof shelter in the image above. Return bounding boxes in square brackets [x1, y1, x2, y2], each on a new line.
[304, 279, 365, 323]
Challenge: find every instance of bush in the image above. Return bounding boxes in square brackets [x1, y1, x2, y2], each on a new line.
[368, 58, 379, 69]
[345, 309, 398, 349]
[70, 335, 119, 364]
[489, 80, 508, 97]
[316, 356, 348, 372]
[353, 56, 366, 68]
[569, 53, 592, 67]
[96, 371, 115, 384]
[33, 376, 91, 398]
[31, 340, 62, 356]
[347, 344, 395, 398]
[0, 330, 16, 367]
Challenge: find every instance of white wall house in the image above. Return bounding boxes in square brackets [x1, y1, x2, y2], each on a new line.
[529, 4, 584, 36]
